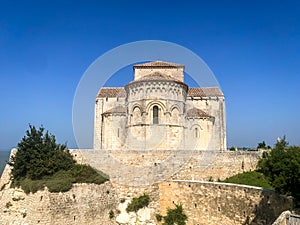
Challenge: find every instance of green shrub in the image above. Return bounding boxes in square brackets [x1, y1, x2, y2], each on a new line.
[163, 204, 187, 225]
[222, 171, 274, 190]
[126, 194, 150, 212]
[9, 125, 75, 182]
[229, 146, 236, 151]
[9, 125, 109, 194]
[44, 170, 74, 192]
[156, 213, 163, 222]
[17, 167, 108, 194]
[70, 164, 108, 184]
[19, 177, 45, 194]
[258, 136, 300, 204]
[257, 141, 267, 149]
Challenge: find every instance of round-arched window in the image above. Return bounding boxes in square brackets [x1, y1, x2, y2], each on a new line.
[153, 106, 159, 124]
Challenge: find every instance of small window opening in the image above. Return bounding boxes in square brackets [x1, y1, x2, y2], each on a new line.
[195, 128, 199, 138]
[153, 106, 159, 124]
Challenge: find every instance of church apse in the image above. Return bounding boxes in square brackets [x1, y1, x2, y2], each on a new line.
[94, 61, 226, 151]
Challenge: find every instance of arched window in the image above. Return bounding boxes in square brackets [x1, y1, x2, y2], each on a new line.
[153, 106, 159, 124]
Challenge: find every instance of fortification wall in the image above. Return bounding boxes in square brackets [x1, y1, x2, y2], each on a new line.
[172, 151, 260, 181]
[0, 149, 293, 225]
[0, 182, 118, 225]
[0, 158, 118, 225]
[158, 181, 293, 225]
[70, 149, 261, 185]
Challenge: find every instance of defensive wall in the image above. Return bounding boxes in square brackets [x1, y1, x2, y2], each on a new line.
[158, 181, 293, 225]
[70, 149, 261, 184]
[0, 149, 294, 225]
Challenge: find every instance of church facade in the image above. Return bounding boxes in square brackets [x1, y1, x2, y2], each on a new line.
[94, 61, 226, 151]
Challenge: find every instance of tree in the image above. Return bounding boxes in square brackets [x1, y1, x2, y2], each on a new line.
[257, 141, 267, 149]
[258, 136, 300, 204]
[229, 146, 236, 151]
[163, 204, 188, 225]
[9, 125, 75, 182]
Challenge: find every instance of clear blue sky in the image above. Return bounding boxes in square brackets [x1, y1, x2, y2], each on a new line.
[0, 0, 300, 150]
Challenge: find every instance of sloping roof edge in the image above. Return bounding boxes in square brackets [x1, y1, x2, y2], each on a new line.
[97, 87, 224, 98]
[186, 108, 213, 118]
[188, 87, 224, 97]
[102, 105, 126, 115]
[133, 60, 184, 68]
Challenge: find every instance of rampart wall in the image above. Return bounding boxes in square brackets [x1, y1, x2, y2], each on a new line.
[158, 181, 293, 225]
[0, 149, 293, 225]
[70, 149, 261, 185]
[0, 162, 117, 225]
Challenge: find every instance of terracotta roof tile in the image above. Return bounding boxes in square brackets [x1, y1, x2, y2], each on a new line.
[134, 72, 182, 83]
[134, 60, 184, 68]
[97, 87, 126, 98]
[102, 105, 126, 115]
[186, 108, 212, 118]
[188, 87, 223, 97]
[97, 87, 223, 98]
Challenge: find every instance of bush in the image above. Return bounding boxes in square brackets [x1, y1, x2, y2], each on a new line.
[156, 213, 163, 222]
[44, 170, 74, 192]
[257, 141, 267, 149]
[18, 177, 45, 194]
[70, 164, 108, 184]
[17, 166, 108, 194]
[9, 125, 109, 194]
[222, 171, 274, 190]
[229, 146, 235, 151]
[126, 194, 150, 212]
[258, 136, 300, 204]
[9, 125, 75, 181]
[163, 204, 187, 225]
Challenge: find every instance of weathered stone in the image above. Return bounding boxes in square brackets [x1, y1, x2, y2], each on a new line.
[0, 150, 294, 225]
[94, 61, 226, 151]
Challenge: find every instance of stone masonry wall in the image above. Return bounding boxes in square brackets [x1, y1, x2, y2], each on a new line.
[0, 183, 118, 225]
[0, 149, 293, 225]
[0, 158, 118, 225]
[70, 150, 261, 185]
[172, 151, 260, 181]
[158, 181, 293, 225]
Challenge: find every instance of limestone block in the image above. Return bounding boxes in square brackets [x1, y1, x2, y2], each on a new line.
[12, 189, 26, 201]
[137, 207, 153, 223]
[116, 200, 137, 224]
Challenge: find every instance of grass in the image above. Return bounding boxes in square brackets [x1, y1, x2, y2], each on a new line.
[126, 194, 150, 212]
[222, 171, 274, 190]
[14, 164, 108, 194]
[163, 204, 188, 225]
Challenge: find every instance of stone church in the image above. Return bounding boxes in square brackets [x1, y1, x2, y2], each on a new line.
[94, 61, 226, 151]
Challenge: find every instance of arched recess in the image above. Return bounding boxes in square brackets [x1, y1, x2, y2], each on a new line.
[146, 101, 166, 113]
[129, 103, 142, 124]
[146, 101, 166, 124]
[190, 124, 202, 139]
[132, 106, 142, 124]
[129, 103, 143, 114]
[170, 104, 182, 114]
[171, 107, 180, 124]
